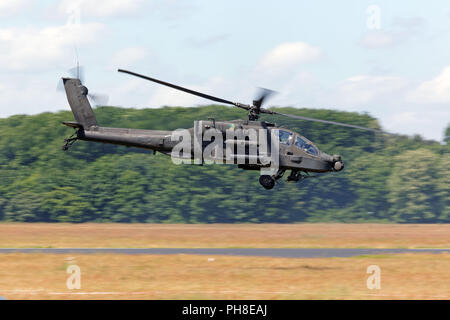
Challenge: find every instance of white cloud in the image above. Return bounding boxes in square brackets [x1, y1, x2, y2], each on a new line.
[333, 75, 408, 106]
[407, 66, 450, 104]
[313, 73, 449, 141]
[0, 0, 31, 16]
[382, 109, 449, 141]
[253, 70, 320, 108]
[258, 42, 323, 72]
[0, 74, 69, 117]
[109, 47, 147, 70]
[0, 23, 105, 71]
[58, 0, 144, 18]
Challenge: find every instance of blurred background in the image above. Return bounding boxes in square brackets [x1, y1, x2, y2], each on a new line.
[0, 0, 449, 223]
[0, 105, 448, 223]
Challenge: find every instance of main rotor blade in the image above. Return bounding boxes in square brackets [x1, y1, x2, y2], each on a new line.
[271, 111, 396, 135]
[118, 69, 237, 106]
[253, 87, 277, 109]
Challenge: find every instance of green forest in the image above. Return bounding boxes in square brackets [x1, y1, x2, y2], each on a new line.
[0, 105, 448, 223]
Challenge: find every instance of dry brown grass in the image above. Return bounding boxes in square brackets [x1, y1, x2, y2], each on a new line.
[0, 253, 448, 300]
[0, 223, 448, 249]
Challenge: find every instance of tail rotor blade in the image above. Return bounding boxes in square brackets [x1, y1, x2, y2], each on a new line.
[68, 65, 85, 82]
[56, 79, 64, 92]
[88, 93, 109, 106]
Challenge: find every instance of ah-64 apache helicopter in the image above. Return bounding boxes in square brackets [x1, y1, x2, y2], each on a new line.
[60, 68, 392, 189]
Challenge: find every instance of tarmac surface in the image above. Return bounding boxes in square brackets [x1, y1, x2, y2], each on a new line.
[0, 248, 449, 258]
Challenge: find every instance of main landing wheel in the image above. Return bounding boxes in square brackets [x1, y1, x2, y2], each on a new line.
[259, 175, 275, 190]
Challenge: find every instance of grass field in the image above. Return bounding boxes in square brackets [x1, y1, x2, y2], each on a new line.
[0, 223, 449, 248]
[0, 224, 448, 300]
[0, 253, 448, 300]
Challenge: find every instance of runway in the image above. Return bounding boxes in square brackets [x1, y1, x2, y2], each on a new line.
[0, 248, 449, 258]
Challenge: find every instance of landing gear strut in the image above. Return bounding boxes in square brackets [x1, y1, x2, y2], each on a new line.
[287, 170, 303, 182]
[62, 132, 78, 151]
[287, 170, 317, 183]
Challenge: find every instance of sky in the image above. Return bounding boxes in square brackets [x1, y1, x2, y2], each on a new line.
[0, 0, 449, 141]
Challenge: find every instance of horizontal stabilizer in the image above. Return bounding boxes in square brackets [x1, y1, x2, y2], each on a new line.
[62, 121, 84, 129]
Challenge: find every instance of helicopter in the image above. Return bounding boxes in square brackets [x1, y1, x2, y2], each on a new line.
[60, 68, 392, 189]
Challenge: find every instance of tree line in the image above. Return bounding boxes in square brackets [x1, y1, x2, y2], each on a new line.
[0, 105, 448, 223]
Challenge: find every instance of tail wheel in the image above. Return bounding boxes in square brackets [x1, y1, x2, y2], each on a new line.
[259, 175, 275, 190]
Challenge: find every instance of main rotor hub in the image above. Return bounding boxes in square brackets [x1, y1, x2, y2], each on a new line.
[248, 107, 260, 121]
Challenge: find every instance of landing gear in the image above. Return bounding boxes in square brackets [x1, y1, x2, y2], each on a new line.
[287, 170, 303, 182]
[272, 168, 286, 181]
[259, 175, 275, 190]
[287, 170, 317, 183]
[259, 169, 285, 190]
[62, 132, 78, 151]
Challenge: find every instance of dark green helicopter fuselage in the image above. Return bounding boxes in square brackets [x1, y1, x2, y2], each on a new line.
[62, 77, 344, 189]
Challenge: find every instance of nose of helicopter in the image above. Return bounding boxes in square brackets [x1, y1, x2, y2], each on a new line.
[321, 153, 344, 172]
[333, 159, 344, 171]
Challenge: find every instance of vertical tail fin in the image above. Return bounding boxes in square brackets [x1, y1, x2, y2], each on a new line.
[62, 78, 98, 130]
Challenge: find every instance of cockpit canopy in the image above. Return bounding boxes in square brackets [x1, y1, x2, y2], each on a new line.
[294, 135, 318, 156]
[276, 130, 293, 146]
[274, 129, 319, 157]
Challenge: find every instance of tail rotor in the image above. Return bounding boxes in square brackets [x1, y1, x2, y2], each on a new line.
[58, 66, 109, 107]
